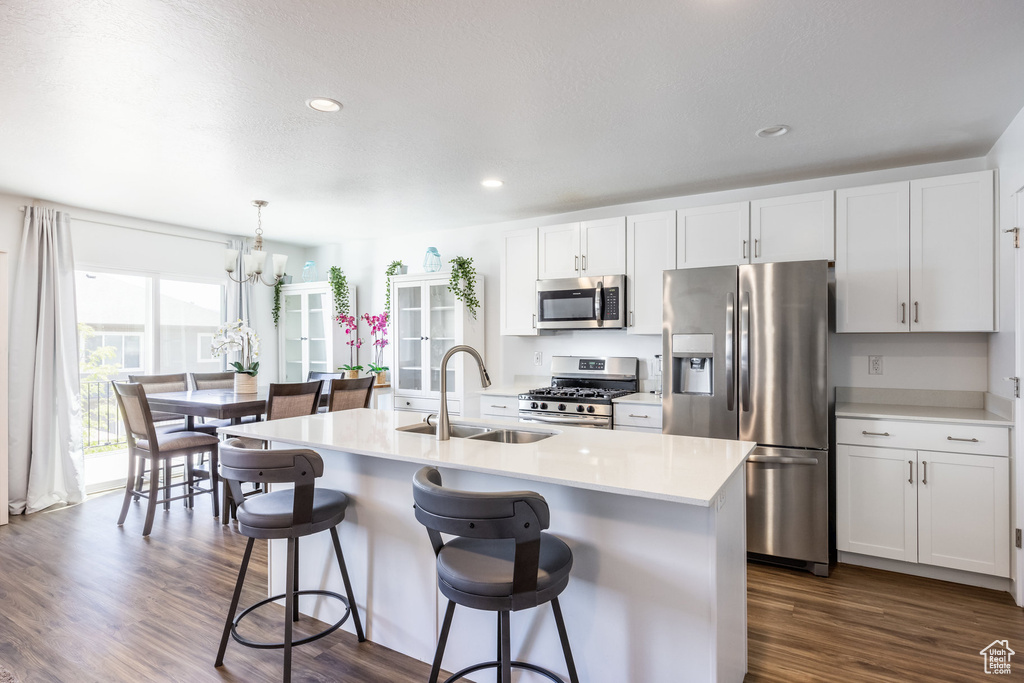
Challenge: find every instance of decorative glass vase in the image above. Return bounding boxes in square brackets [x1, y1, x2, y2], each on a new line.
[233, 373, 257, 394]
[423, 247, 442, 273]
[301, 260, 318, 282]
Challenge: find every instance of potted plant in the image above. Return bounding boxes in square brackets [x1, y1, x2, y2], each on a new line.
[448, 255, 480, 319]
[337, 313, 363, 378]
[211, 320, 260, 393]
[384, 260, 406, 316]
[329, 266, 350, 320]
[362, 311, 390, 385]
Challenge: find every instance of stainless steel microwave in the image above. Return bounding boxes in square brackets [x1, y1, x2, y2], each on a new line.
[536, 275, 626, 329]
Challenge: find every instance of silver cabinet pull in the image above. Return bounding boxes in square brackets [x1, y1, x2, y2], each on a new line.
[490, 404, 507, 409]
[742, 239, 748, 259]
[947, 436, 979, 443]
[908, 460, 913, 484]
[922, 460, 928, 485]
[532, 314, 536, 329]
[901, 302, 906, 324]
[575, 255, 579, 272]
[862, 430, 890, 437]
[629, 311, 634, 327]
[914, 301, 919, 323]
[628, 414, 650, 419]
[582, 254, 587, 271]
[754, 238, 760, 258]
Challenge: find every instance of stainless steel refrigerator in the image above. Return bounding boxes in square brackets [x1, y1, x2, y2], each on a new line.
[663, 260, 832, 576]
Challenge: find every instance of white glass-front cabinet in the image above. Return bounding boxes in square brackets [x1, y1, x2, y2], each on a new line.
[391, 272, 485, 416]
[278, 282, 357, 382]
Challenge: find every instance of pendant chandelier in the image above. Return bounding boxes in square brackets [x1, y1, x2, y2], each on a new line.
[225, 200, 287, 286]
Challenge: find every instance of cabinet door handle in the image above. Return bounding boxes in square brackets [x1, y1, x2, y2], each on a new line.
[901, 302, 906, 324]
[582, 254, 587, 271]
[742, 239, 748, 259]
[922, 460, 928, 485]
[914, 301, 919, 323]
[532, 314, 536, 329]
[947, 436, 979, 443]
[629, 311, 634, 326]
[491, 404, 507, 409]
[908, 460, 913, 484]
[628, 413, 650, 419]
[575, 255, 579, 272]
[862, 430, 890, 437]
[754, 238, 760, 258]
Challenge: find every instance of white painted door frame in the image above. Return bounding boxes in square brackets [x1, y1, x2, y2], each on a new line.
[0, 251, 8, 525]
[1014, 188, 1024, 605]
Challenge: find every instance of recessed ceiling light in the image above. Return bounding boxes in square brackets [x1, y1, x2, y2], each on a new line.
[307, 98, 342, 113]
[481, 179, 504, 188]
[755, 124, 790, 138]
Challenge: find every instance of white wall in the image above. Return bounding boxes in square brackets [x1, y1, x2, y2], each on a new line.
[0, 192, 309, 384]
[328, 158, 992, 391]
[987, 104, 1024, 399]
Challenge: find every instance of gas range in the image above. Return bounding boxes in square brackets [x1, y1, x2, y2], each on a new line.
[518, 356, 639, 429]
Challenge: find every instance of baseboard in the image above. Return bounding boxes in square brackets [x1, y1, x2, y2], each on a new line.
[838, 551, 1012, 593]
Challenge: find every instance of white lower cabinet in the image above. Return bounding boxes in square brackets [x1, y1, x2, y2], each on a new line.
[479, 393, 519, 419]
[837, 418, 1010, 578]
[614, 402, 663, 432]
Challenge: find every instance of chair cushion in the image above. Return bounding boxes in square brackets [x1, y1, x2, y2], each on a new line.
[136, 430, 219, 453]
[436, 534, 573, 598]
[237, 488, 349, 530]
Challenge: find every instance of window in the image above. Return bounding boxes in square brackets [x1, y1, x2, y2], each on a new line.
[159, 279, 224, 373]
[82, 332, 144, 372]
[196, 333, 216, 363]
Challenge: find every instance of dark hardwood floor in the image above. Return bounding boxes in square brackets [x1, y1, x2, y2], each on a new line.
[1, 491, 1022, 682]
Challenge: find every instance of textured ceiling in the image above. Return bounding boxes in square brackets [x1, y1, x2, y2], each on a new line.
[1, 0, 1023, 244]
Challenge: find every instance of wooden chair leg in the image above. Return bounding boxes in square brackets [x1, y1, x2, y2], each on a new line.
[221, 480, 232, 525]
[118, 453, 137, 526]
[143, 459, 160, 536]
[163, 461, 172, 511]
[210, 446, 220, 519]
[185, 454, 195, 509]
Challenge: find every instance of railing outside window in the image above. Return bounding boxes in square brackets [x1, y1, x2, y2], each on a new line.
[81, 380, 125, 453]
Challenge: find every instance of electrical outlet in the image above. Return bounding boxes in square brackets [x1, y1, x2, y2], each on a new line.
[533, 351, 543, 366]
[868, 355, 883, 375]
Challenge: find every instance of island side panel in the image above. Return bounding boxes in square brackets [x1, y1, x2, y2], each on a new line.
[712, 465, 748, 683]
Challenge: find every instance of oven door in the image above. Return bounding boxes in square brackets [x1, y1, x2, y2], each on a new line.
[536, 276, 624, 330]
[519, 412, 612, 429]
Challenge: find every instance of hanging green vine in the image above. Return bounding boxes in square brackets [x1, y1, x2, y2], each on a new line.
[384, 260, 404, 315]
[272, 276, 286, 327]
[329, 266, 350, 320]
[448, 256, 479, 319]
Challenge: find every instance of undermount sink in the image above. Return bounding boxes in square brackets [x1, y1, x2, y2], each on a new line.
[465, 429, 554, 444]
[396, 422, 555, 443]
[395, 422, 492, 438]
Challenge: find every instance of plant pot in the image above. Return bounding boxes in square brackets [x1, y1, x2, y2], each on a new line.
[397, 265, 408, 274]
[345, 370, 360, 379]
[234, 373, 257, 394]
[375, 371, 387, 385]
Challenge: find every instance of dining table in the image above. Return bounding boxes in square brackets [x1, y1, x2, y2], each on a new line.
[145, 387, 269, 431]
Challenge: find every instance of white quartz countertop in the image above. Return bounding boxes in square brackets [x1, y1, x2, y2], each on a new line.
[613, 392, 663, 405]
[219, 409, 754, 507]
[479, 385, 533, 396]
[835, 402, 1013, 426]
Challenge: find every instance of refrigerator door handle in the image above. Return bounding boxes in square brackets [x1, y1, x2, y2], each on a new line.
[726, 292, 735, 411]
[740, 290, 751, 412]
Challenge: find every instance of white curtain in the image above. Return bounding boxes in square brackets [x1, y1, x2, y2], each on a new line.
[9, 207, 85, 514]
[226, 237, 252, 325]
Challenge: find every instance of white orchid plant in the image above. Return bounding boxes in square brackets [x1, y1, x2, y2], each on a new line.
[211, 320, 260, 376]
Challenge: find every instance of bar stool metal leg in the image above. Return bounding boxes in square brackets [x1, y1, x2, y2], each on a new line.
[284, 537, 296, 683]
[216, 537, 255, 667]
[499, 611, 511, 683]
[292, 538, 300, 622]
[330, 526, 365, 642]
[552, 598, 580, 683]
[429, 599, 457, 683]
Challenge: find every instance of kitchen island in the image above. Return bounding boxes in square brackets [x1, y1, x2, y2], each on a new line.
[219, 409, 755, 683]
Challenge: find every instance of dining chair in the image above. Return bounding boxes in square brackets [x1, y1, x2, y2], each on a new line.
[128, 373, 190, 430]
[326, 377, 374, 412]
[307, 371, 343, 412]
[112, 381, 220, 536]
[223, 380, 323, 524]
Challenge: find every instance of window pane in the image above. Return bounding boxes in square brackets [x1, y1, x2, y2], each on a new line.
[159, 279, 224, 373]
[76, 271, 150, 379]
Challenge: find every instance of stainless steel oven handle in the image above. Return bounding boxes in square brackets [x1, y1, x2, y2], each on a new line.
[726, 292, 735, 411]
[594, 281, 604, 326]
[747, 454, 819, 466]
[520, 414, 609, 426]
[740, 290, 750, 412]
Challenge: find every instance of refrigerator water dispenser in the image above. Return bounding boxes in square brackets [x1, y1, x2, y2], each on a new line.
[671, 333, 713, 395]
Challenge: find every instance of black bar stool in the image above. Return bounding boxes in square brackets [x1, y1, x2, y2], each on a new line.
[412, 466, 580, 683]
[215, 439, 365, 683]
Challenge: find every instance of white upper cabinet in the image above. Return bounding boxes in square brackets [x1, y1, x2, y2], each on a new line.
[581, 217, 627, 276]
[538, 222, 581, 279]
[750, 191, 835, 263]
[538, 218, 626, 279]
[909, 171, 995, 332]
[676, 202, 749, 268]
[500, 227, 539, 336]
[836, 182, 911, 333]
[626, 211, 676, 335]
[835, 170, 994, 333]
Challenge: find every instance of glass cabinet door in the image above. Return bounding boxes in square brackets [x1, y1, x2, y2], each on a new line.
[428, 283, 456, 394]
[283, 293, 304, 382]
[396, 284, 424, 392]
[306, 291, 329, 375]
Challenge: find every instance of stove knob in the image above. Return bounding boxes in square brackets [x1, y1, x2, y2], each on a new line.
[587, 405, 595, 413]
[558, 404, 566, 411]
[531, 402, 538, 409]
[540, 403, 548, 410]
[576, 405, 585, 412]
